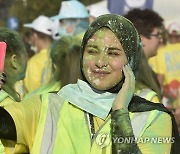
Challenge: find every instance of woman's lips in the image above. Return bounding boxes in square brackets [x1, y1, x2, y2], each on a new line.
[92, 70, 110, 77]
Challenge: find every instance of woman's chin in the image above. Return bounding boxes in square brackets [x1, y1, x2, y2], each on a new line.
[91, 83, 113, 91]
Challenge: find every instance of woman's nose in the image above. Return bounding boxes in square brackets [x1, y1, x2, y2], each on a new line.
[95, 55, 108, 68]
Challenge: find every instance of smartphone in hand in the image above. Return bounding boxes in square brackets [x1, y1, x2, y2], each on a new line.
[0, 42, 7, 88]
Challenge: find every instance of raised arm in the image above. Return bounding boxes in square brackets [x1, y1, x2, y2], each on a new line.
[111, 64, 142, 153]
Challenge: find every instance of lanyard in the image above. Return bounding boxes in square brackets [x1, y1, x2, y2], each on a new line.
[86, 112, 95, 139]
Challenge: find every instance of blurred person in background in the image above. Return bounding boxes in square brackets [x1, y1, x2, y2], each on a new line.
[87, 3, 110, 23]
[23, 31, 35, 60]
[124, 8, 164, 102]
[0, 28, 27, 103]
[149, 22, 180, 134]
[0, 27, 27, 153]
[149, 22, 180, 108]
[23, 15, 53, 94]
[167, 22, 180, 44]
[125, 9, 164, 60]
[25, 36, 81, 98]
[51, 0, 89, 40]
[148, 24, 168, 79]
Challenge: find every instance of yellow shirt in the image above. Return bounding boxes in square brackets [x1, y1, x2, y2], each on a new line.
[24, 49, 51, 93]
[149, 56, 159, 74]
[149, 43, 180, 85]
[3, 96, 41, 153]
[0, 90, 15, 107]
[4, 95, 172, 154]
[149, 43, 180, 106]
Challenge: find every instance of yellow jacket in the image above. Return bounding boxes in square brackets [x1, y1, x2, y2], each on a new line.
[4, 92, 172, 153]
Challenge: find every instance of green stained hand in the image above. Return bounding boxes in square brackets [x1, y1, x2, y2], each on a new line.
[112, 64, 135, 110]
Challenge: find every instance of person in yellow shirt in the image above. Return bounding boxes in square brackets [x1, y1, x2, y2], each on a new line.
[25, 36, 81, 98]
[124, 9, 164, 101]
[23, 15, 53, 93]
[0, 14, 179, 154]
[0, 27, 27, 153]
[150, 22, 180, 110]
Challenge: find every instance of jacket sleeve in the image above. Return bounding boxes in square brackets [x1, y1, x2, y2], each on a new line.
[111, 108, 142, 154]
[2, 95, 42, 153]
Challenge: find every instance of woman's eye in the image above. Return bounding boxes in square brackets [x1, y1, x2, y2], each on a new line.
[87, 49, 98, 54]
[108, 51, 120, 56]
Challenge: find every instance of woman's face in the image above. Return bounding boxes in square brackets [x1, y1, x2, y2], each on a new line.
[83, 28, 128, 91]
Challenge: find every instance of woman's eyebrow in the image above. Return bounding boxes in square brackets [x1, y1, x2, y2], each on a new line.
[86, 44, 98, 49]
[86, 45, 122, 52]
[107, 47, 122, 51]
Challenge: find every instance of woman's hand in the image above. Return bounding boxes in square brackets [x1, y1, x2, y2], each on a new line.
[112, 64, 135, 110]
[0, 72, 6, 90]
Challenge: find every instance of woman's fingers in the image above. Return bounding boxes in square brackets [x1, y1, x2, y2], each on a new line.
[112, 64, 135, 110]
[0, 71, 6, 85]
[127, 64, 135, 88]
[2, 72, 6, 77]
[123, 64, 135, 90]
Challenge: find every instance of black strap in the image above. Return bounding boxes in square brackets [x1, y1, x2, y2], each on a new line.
[89, 113, 95, 139]
[129, 96, 180, 154]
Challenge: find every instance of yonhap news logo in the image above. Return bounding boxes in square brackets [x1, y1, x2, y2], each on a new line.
[95, 133, 111, 148]
[95, 133, 175, 148]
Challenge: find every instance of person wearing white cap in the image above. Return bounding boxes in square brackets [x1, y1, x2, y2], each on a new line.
[23, 15, 53, 94]
[167, 22, 180, 44]
[51, 0, 89, 39]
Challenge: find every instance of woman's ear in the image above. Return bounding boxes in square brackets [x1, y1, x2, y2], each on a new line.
[10, 54, 18, 69]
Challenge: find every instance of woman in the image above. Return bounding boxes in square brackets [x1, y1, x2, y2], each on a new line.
[24, 36, 81, 98]
[50, 36, 81, 88]
[0, 14, 179, 154]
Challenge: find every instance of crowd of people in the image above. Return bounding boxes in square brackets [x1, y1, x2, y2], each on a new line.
[0, 0, 180, 153]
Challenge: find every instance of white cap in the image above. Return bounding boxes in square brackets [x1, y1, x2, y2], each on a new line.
[87, 5, 110, 18]
[167, 22, 180, 35]
[24, 15, 53, 35]
[52, 0, 89, 20]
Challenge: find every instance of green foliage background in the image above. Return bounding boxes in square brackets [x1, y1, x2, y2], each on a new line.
[1, 0, 101, 35]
